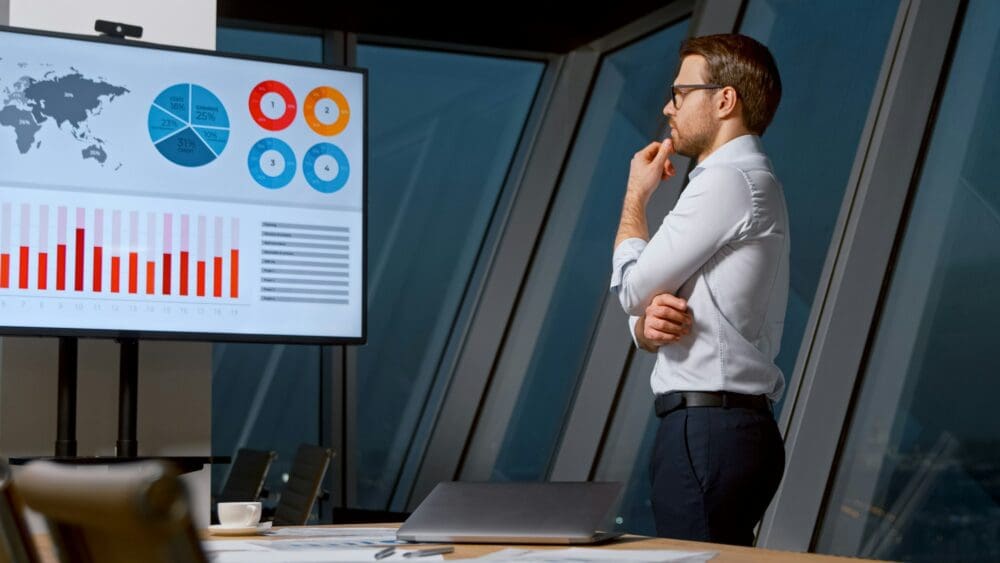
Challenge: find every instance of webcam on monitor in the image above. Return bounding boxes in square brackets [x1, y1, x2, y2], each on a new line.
[94, 19, 143, 40]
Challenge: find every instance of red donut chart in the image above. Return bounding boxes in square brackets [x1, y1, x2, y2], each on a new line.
[248, 80, 297, 131]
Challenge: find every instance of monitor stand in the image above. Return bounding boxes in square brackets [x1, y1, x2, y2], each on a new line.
[10, 336, 228, 474]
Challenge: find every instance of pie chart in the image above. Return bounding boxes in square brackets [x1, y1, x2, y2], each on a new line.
[148, 84, 230, 167]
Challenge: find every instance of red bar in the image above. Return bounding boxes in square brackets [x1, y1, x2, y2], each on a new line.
[111, 256, 120, 293]
[128, 252, 138, 294]
[163, 254, 172, 295]
[196, 261, 206, 296]
[230, 249, 239, 298]
[213, 257, 222, 298]
[93, 247, 103, 292]
[0, 254, 9, 288]
[38, 253, 47, 290]
[18, 247, 28, 289]
[180, 251, 189, 296]
[74, 228, 84, 291]
[146, 262, 155, 294]
[56, 244, 66, 290]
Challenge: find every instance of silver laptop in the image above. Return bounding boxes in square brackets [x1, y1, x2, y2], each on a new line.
[396, 481, 624, 545]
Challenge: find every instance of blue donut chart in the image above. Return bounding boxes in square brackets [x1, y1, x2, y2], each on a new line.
[248, 138, 296, 189]
[303, 142, 350, 194]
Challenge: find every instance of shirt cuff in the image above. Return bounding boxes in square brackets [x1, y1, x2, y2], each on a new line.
[609, 237, 647, 292]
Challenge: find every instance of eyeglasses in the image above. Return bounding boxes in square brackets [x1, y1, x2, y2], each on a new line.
[671, 83, 724, 109]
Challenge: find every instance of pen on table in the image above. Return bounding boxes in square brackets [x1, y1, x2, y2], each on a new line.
[374, 546, 396, 560]
[402, 546, 454, 558]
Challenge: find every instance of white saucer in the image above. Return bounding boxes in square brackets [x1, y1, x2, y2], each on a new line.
[208, 522, 272, 536]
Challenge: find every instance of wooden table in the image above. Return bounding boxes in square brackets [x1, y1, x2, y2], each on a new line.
[204, 524, 881, 562]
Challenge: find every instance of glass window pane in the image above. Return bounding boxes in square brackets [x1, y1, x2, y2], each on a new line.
[353, 44, 543, 509]
[739, 0, 899, 412]
[216, 27, 323, 63]
[816, 2, 1000, 560]
[486, 21, 689, 484]
[211, 27, 324, 520]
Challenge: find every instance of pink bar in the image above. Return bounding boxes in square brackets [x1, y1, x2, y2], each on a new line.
[214, 217, 223, 257]
[57, 206, 67, 244]
[94, 209, 104, 245]
[112, 211, 121, 249]
[39, 206, 49, 248]
[2, 203, 12, 251]
[181, 215, 190, 251]
[20, 204, 29, 245]
[164, 213, 173, 253]
[129, 211, 139, 248]
[231, 218, 239, 250]
[147, 213, 156, 293]
[197, 216, 206, 260]
[76, 207, 85, 229]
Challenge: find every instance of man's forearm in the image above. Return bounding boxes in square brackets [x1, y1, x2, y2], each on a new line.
[615, 191, 650, 248]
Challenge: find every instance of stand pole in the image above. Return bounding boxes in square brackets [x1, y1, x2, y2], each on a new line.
[55, 337, 78, 457]
[116, 338, 139, 457]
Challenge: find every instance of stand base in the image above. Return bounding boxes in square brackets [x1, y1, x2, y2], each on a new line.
[8, 456, 230, 474]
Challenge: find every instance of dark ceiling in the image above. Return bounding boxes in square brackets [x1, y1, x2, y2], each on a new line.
[218, 2, 676, 53]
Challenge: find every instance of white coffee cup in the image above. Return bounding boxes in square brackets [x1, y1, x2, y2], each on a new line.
[218, 501, 262, 528]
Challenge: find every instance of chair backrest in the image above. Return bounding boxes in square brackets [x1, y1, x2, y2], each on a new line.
[0, 460, 40, 563]
[16, 460, 207, 563]
[217, 449, 276, 503]
[272, 445, 334, 526]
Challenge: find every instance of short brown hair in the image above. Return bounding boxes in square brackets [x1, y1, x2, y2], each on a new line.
[679, 34, 781, 135]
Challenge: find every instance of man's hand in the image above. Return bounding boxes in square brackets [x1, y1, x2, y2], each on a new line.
[634, 293, 693, 352]
[615, 139, 676, 248]
[626, 139, 676, 204]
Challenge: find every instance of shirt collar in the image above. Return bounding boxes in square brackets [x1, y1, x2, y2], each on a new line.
[689, 134, 764, 180]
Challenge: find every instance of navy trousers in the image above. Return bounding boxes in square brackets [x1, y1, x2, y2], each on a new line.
[649, 405, 785, 546]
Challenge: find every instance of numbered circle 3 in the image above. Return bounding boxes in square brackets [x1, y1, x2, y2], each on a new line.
[303, 86, 350, 136]
[249, 80, 297, 131]
[303, 143, 349, 193]
[248, 138, 296, 189]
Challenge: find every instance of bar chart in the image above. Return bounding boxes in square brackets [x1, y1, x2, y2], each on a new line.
[0, 202, 240, 301]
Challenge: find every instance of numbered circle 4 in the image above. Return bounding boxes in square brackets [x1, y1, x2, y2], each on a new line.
[303, 143, 349, 193]
[249, 81, 297, 131]
[303, 86, 350, 136]
[248, 138, 296, 189]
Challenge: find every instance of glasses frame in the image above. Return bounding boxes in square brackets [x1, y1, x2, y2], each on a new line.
[671, 83, 725, 109]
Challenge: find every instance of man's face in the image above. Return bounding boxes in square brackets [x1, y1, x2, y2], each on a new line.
[663, 55, 719, 159]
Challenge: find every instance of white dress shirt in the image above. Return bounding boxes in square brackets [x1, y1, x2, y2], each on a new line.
[610, 134, 789, 401]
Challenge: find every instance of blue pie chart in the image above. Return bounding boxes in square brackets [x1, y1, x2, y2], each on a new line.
[248, 138, 296, 189]
[303, 142, 350, 193]
[148, 84, 230, 167]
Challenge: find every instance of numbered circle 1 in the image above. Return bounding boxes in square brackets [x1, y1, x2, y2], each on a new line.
[249, 81, 297, 131]
[303, 86, 350, 136]
[303, 143, 349, 193]
[248, 138, 296, 189]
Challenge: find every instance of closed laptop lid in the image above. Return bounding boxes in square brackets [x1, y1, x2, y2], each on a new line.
[396, 481, 624, 544]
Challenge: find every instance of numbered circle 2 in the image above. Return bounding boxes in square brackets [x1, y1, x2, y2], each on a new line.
[249, 81, 297, 131]
[304, 86, 350, 136]
[248, 138, 296, 189]
[303, 143, 349, 193]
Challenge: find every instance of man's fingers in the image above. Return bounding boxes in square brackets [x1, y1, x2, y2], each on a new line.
[648, 317, 688, 335]
[644, 327, 681, 344]
[652, 293, 688, 311]
[647, 304, 692, 325]
[637, 141, 661, 162]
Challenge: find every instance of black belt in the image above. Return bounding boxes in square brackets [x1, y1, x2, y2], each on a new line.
[654, 391, 772, 418]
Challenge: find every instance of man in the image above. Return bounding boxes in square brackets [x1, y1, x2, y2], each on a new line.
[609, 34, 788, 546]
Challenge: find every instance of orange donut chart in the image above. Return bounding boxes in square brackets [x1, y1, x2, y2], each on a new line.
[303, 86, 350, 136]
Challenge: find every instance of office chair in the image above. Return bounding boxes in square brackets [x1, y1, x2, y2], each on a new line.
[16, 460, 207, 563]
[0, 460, 40, 563]
[215, 448, 275, 505]
[272, 445, 334, 526]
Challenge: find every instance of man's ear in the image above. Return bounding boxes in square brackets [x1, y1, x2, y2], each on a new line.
[717, 86, 740, 119]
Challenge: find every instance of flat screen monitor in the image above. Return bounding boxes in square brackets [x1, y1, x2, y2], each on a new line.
[0, 25, 366, 344]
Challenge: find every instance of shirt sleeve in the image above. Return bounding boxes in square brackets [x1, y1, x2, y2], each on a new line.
[629, 315, 641, 349]
[610, 166, 753, 316]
